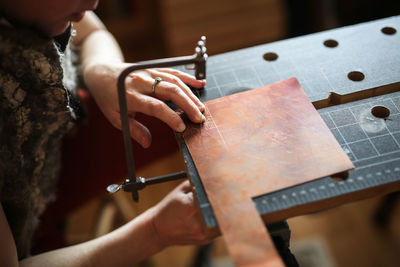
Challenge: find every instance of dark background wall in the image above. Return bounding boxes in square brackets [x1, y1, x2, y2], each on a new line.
[94, 0, 400, 61]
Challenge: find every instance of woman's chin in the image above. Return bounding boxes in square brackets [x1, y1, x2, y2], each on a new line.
[41, 22, 71, 37]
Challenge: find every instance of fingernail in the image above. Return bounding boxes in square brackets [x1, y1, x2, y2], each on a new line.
[141, 137, 150, 148]
[177, 122, 186, 132]
[197, 113, 206, 123]
[199, 104, 206, 112]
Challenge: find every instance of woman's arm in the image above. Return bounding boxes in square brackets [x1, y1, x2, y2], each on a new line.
[0, 181, 210, 266]
[72, 11, 124, 66]
[73, 12, 206, 148]
[18, 206, 161, 267]
[0, 204, 18, 267]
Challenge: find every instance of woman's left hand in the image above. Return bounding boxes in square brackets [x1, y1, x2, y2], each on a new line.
[83, 61, 206, 148]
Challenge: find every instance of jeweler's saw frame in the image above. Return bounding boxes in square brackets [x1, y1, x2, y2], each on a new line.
[108, 37, 207, 201]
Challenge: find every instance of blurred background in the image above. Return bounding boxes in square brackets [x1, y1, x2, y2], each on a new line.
[36, 1, 400, 267]
[94, 0, 400, 61]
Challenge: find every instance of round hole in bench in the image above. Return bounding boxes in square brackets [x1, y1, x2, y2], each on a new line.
[381, 26, 396, 35]
[263, 52, 278, 61]
[323, 39, 339, 48]
[347, 71, 365, 82]
[371, 106, 390, 119]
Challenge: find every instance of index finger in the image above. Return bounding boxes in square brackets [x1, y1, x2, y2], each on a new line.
[156, 68, 206, 88]
[127, 92, 187, 133]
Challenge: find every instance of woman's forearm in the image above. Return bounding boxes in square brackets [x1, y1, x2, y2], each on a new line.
[87, 207, 163, 266]
[20, 208, 163, 267]
[73, 11, 124, 72]
[80, 29, 124, 71]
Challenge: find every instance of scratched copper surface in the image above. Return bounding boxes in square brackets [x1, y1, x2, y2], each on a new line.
[183, 77, 354, 266]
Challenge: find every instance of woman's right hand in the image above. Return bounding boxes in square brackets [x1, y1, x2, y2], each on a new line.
[149, 180, 213, 246]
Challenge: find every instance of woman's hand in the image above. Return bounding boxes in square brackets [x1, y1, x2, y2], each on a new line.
[149, 180, 212, 246]
[83, 62, 206, 148]
[76, 13, 206, 148]
[11, 181, 212, 266]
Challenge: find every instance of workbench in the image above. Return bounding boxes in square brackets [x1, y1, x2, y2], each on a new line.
[176, 16, 400, 237]
[108, 14, 400, 266]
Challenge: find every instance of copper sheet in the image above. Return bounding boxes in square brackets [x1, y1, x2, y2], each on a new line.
[183, 78, 354, 266]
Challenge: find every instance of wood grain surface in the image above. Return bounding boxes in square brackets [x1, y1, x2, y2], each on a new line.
[183, 78, 354, 266]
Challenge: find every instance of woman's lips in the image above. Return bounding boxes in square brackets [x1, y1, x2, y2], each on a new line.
[69, 11, 86, 22]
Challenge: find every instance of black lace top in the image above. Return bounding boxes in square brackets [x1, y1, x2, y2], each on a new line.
[0, 20, 76, 259]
